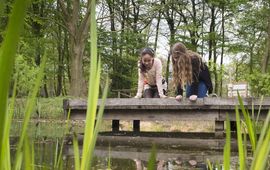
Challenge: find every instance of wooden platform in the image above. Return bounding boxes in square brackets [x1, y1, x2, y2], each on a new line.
[63, 97, 270, 138]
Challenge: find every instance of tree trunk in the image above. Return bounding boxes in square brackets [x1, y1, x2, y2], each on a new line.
[249, 44, 255, 74]
[70, 39, 87, 97]
[201, 0, 205, 56]
[154, 10, 161, 51]
[162, 0, 176, 87]
[208, 5, 217, 93]
[56, 1, 64, 96]
[219, 4, 225, 97]
[59, 0, 90, 97]
[262, 17, 270, 73]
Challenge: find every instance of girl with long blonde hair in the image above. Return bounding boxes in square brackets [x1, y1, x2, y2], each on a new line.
[171, 42, 213, 101]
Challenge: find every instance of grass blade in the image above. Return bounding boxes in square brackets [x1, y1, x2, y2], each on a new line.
[223, 114, 231, 170]
[237, 92, 256, 152]
[1, 76, 17, 170]
[255, 96, 264, 124]
[23, 137, 32, 170]
[80, 0, 100, 169]
[206, 159, 213, 170]
[107, 144, 111, 170]
[88, 75, 109, 167]
[55, 109, 71, 168]
[252, 130, 270, 170]
[53, 139, 59, 169]
[73, 133, 81, 170]
[14, 54, 46, 169]
[0, 0, 30, 167]
[147, 143, 157, 170]
[235, 105, 245, 170]
[251, 110, 270, 170]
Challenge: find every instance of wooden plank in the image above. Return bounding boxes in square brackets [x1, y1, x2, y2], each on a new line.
[64, 98, 270, 125]
[64, 98, 270, 110]
[218, 110, 269, 121]
[68, 110, 219, 121]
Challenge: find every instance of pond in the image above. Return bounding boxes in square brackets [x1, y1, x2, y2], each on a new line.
[10, 121, 238, 169]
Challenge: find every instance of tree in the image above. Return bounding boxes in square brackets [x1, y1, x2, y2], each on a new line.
[58, 0, 91, 97]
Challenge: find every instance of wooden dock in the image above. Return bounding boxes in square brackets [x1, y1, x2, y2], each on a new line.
[63, 97, 270, 138]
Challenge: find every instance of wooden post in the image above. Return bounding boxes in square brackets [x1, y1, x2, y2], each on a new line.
[215, 121, 224, 138]
[112, 120, 120, 132]
[117, 91, 121, 98]
[230, 121, 237, 131]
[133, 120, 140, 132]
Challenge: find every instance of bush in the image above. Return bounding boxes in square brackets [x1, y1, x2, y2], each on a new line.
[248, 72, 270, 96]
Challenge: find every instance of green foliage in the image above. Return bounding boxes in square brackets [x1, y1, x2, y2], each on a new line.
[248, 72, 270, 96]
[14, 55, 38, 96]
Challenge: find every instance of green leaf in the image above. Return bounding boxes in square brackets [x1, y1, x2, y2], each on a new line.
[251, 110, 270, 170]
[223, 114, 231, 170]
[73, 133, 81, 170]
[147, 143, 157, 170]
[14, 54, 47, 169]
[237, 92, 256, 152]
[0, 0, 30, 168]
[235, 105, 245, 170]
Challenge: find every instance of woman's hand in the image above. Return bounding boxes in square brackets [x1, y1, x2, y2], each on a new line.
[189, 95, 197, 101]
[175, 95, 182, 101]
[134, 93, 142, 98]
[159, 94, 167, 98]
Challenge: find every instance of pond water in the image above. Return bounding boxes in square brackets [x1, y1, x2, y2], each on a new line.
[10, 121, 237, 169]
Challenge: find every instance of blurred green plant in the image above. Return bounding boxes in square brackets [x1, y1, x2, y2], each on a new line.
[220, 93, 270, 170]
[248, 72, 270, 96]
[0, 0, 31, 169]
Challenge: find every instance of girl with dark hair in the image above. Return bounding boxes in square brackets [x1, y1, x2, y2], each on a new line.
[171, 42, 213, 101]
[134, 47, 167, 98]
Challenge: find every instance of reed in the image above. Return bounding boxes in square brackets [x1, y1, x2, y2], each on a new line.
[0, 0, 30, 169]
[73, 0, 109, 169]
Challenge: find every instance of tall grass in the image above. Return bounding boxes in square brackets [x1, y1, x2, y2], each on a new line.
[221, 93, 270, 170]
[1, 0, 108, 169]
[147, 144, 157, 170]
[223, 114, 231, 170]
[0, 0, 30, 169]
[73, 0, 109, 169]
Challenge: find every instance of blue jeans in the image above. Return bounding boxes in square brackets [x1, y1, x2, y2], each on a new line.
[186, 82, 208, 98]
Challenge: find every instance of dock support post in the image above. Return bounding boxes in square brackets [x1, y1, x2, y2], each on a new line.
[133, 120, 140, 132]
[215, 121, 224, 138]
[112, 120, 120, 132]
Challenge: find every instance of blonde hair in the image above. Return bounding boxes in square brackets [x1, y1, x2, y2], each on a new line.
[171, 42, 202, 87]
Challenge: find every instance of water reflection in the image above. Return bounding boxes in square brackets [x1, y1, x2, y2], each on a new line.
[10, 121, 233, 169]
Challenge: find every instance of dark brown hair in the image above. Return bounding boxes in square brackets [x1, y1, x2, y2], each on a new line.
[139, 47, 155, 73]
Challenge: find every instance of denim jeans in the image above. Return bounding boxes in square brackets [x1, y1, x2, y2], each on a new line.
[186, 81, 208, 98]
